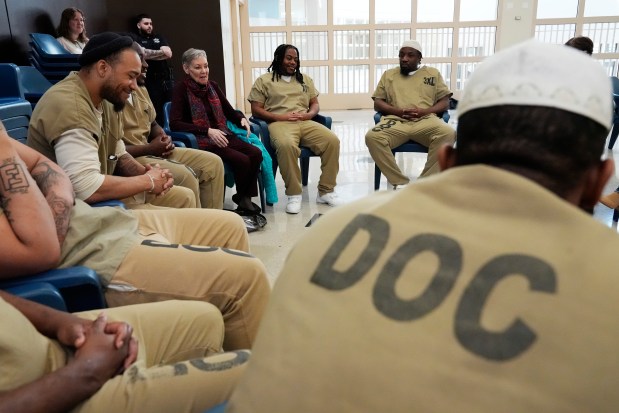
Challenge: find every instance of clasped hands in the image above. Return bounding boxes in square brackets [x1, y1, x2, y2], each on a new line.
[149, 134, 174, 158]
[59, 312, 138, 381]
[400, 107, 427, 120]
[281, 111, 310, 122]
[144, 163, 174, 196]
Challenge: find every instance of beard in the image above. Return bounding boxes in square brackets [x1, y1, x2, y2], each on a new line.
[400, 66, 413, 75]
[101, 83, 126, 112]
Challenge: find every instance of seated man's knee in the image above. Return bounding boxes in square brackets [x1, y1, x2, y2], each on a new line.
[365, 130, 388, 148]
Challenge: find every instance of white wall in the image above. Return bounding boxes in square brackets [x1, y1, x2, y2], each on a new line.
[498, 0, 537, 50]
[221, 0, 237, 107]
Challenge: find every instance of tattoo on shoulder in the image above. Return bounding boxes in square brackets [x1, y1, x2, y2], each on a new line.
[31, 161, 61, 193]
[47, 190, 72, 244]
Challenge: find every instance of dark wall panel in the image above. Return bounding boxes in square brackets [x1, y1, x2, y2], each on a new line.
[106, 0, 225, 89]
[0, 0, 107, 64]
[0, 1, 16, 63]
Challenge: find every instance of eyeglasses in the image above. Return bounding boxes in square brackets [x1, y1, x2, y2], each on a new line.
[71, 18, 86, 23]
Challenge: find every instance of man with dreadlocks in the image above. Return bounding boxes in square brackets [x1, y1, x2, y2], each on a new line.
[248, 44, 340, 214]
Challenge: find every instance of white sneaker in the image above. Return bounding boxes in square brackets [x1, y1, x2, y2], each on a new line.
[286, 195, 302, 214]
[316, 192, 340, 207]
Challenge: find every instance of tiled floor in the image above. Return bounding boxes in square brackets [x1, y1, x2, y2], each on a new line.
[228, 109, 619, 284]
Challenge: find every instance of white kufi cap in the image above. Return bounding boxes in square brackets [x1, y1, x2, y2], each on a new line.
[400, 39, 422, 55]
[457, 39, 613, 129]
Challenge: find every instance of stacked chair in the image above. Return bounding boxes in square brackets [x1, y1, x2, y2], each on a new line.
[0, 62, 108, 312]
[28, 33, 79, 84]
[18, 65, 52, 109]
[0, 63, 33, 143]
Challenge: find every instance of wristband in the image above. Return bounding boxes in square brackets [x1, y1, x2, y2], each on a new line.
[146, 174, 155, 193]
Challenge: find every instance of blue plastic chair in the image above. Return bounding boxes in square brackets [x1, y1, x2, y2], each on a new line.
[29, 33, 80, 62]
[28, 33, 80, 84]
[0, 64, 33, 143]
[372, 112, 431, 190]
[18, 66, 52, 108]
[0, 267, 106, 312]
[164, 102, 266, 211]
[0, 63, 25, 101]
[249, 114, 332, 187]
[202, 402, 227, 413]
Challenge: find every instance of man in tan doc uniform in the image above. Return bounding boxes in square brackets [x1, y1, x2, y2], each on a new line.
[28, 32, 194, 209]
[248, 43, 340, 214]
[228, 40, 619, 412]
[366, 39, 456, 188]
[122, 43, 225, 209]
[22, 33, 270, 351]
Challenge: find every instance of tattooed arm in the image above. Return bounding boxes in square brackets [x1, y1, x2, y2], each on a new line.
[0, 124, 61, 278]
[10, 138, 75, 247]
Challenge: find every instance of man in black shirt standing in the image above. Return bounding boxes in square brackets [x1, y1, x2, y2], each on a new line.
[130, 13, 173, 124]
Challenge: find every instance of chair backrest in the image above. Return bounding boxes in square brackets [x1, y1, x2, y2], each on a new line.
[162, 101, 199, 148]
[18, 66, 52, 105]
[0, 63, 25, 99]
[29, 33, 78, 60]
[610, 76, 619, 115]
[163, 101, 173, 131]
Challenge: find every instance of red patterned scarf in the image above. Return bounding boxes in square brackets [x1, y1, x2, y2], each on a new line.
[185, 77, 231, 146]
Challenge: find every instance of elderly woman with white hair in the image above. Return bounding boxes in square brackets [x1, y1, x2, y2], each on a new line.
[170, 48, 263, 214]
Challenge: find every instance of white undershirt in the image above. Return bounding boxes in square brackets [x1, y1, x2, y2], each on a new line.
[54, 125, 127, 201]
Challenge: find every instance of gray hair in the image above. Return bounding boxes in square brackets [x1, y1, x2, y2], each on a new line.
[182, 48, 207, 66]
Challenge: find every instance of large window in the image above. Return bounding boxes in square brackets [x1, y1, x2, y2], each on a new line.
[535, 0, 619, 76]
[241, 0, 619, 109]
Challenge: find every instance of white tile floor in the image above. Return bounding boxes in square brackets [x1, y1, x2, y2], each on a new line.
[229, 109, 619, 284]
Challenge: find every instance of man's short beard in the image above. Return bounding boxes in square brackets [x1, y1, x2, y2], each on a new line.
[101, 83, 126, 112]
[400, 66, 413, 75]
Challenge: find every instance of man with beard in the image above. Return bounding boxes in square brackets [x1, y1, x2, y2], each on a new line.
[21, 33, 271, 351]
[28, 32, 195, 209]
[365, 39, 456, 189]
[248, 43, 340, 215]
[228, 40, 619, 412]
[129, 13, 173, 125]
[122, 43, 225, 209]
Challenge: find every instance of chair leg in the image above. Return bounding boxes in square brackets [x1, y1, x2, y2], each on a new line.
[300, 157, 310, 186]
[257, 173, 266, 212]
[374, 165, 381, 190]
[608, 124, 619, 149]
[614, 208, 619, 222]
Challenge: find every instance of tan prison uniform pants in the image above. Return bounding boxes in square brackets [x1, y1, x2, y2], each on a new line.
[122, 185, 197, 209]
[136, 147, 225, 209]
[365, 115, 455, 185]
[72, 300, 249, 413]
[268, 120, 339, 196]
[105, 208, 270, 351]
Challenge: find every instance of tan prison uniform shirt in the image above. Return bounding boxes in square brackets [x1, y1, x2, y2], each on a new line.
[373, 66, 451, 115]
[0, 296, 67, 391]
[28, 71, 122, 175]
[229, 165, 619, 413]
[247, 72, 319, 114]
[122, 86, 155, 146]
